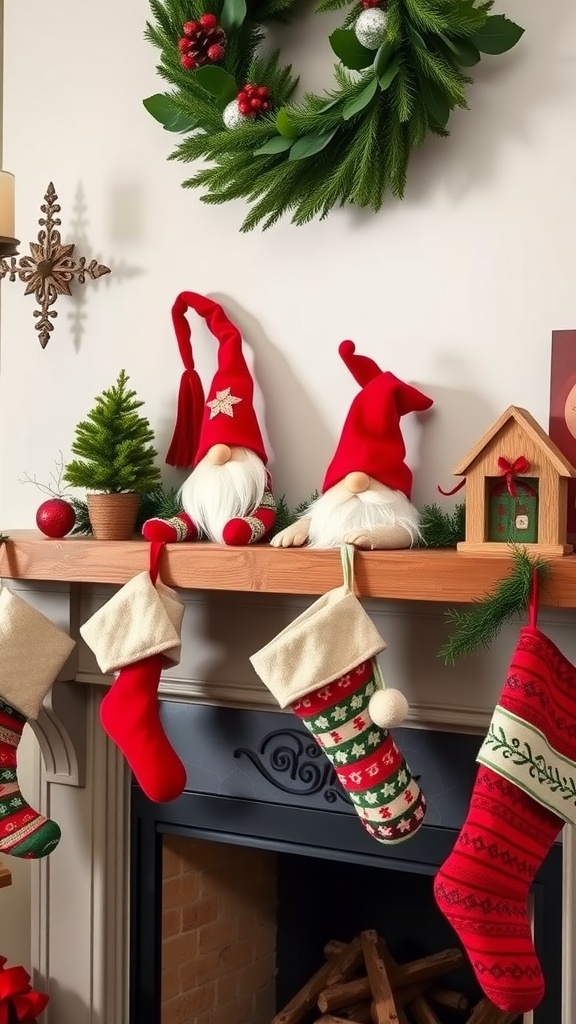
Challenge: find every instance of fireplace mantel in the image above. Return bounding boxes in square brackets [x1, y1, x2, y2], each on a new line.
[3, 530, 576, 604]
[2, 539, 576, 1024]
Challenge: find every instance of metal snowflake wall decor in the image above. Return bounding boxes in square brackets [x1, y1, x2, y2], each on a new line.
[0, 183, 111, 348]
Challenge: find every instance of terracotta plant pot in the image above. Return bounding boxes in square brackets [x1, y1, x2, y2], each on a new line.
[86, 493, 140, 541]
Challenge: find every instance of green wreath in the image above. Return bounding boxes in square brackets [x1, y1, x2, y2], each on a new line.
[144, 0, 523, 231]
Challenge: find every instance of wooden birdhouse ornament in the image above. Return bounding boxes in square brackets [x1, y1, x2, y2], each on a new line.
[453, 405, 576, 556]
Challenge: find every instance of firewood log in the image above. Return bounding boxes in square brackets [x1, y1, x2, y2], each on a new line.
[407, 996, 444, 1024]
[325, 940, 347, 959]
[360, 931, 399, 1024]
[273, 940, 363, 1024]
[325, 938, 363, 986]
[428, 987, 469, 1012]
[318, 978, 371, 1012]
[466, 999, 521, 1024]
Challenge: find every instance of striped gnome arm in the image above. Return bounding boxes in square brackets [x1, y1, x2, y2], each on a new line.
[222, 486, 276, 546]
[142, 512, 199, 544]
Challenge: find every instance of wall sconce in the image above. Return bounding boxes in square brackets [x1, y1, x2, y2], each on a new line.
[0, 177, 111, 348]
[0, 172, 20, 257]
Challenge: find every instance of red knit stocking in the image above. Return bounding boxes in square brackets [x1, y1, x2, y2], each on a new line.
[100, 654, 186, 803]
[434, 766, 562, 1013]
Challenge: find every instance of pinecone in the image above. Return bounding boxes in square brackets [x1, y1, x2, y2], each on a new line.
[179, 14, 226, 70]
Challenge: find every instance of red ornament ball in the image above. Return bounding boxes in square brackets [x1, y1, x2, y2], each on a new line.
[36, 499, 76, 539]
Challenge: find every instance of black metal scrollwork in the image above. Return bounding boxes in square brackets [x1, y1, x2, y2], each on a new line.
[234, 729, 348, 805]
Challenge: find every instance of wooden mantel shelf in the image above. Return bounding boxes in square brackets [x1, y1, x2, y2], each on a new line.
[2, 530, 576, 606]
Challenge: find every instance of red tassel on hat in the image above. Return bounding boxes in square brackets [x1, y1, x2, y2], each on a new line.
[166, 293, 205, 468]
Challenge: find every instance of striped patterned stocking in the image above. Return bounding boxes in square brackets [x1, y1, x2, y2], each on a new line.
[0, 698, 61, 858]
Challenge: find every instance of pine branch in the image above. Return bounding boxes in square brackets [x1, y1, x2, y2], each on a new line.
[419, 502, 465, 548]
[439, 547, 551, 664]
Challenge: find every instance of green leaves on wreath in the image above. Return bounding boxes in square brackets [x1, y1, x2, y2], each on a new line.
[220, 0, 247, 32]
[329, 29, 374, 70]
[143, 94, 198, 133]
[193, 67, 238, 109]
[472, 14, 524, 55]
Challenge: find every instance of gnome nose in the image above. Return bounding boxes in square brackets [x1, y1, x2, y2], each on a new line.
[344, 472, 370, 494]
[207, 443, 232, 465]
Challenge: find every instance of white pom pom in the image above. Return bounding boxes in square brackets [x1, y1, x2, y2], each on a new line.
[223, 99, 245, 129]
[368, 689, 409, 729]
[354, 8, 388, 50]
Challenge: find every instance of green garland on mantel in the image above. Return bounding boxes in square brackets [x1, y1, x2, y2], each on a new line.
[144, 0, 523, 229]
[439, 547, 551, 664]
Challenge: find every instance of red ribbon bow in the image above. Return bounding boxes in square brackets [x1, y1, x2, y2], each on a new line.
[497, 455, 530, 498]
[0, 957, 49, 1024]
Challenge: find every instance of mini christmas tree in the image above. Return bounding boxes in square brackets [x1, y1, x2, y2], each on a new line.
[64, 370, 161, 494]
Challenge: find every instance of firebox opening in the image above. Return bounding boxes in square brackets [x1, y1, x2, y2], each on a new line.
[161, 834, 480, 1024]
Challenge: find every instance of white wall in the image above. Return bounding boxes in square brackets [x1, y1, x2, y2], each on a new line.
[1, 0, 576, 984]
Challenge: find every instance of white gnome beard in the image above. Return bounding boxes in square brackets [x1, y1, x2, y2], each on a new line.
[180, 447, 267, 544]
[306, 481, 421, 549]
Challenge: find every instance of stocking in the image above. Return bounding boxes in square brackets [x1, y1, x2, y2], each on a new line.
[100, 654, 186, 803]
[81, 543, 186, 803]
[251, 546, 425, 844]
[0, 698, 61, 858]
[0, 589, 75, 858]
[435, 572, 571, 1013]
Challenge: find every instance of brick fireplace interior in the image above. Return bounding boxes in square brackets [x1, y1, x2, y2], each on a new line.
[130, 703, 563, 1024]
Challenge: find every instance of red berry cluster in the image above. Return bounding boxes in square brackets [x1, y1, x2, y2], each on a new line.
[178, 13, 226, 70]
[237, 83, 272, 118]
[361, 0, 383, 8]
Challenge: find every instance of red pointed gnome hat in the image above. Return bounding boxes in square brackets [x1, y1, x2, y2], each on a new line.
[322, 340, 433, 497]
[166, 292, 268, 468]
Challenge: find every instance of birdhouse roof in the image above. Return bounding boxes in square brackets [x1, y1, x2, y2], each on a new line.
[453, 405, 576, 478]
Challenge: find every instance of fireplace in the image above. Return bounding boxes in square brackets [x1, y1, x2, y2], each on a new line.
[129, 703, 562, 1024]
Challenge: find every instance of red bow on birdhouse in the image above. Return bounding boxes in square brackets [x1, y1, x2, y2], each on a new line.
[497, 456, 530, 498]
[0, 957, 49, 1024]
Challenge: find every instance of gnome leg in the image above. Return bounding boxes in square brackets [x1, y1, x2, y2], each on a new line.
[142, 512, 198, 544]
[435, 581, 574, 1014]
[222, 490, 277, 545]
[250, 550, 425, 844]
[0, 590, 75, 858]
[81, 557, 187, 803]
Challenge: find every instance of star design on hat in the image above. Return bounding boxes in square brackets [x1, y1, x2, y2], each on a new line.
[207, 387, 242, 419]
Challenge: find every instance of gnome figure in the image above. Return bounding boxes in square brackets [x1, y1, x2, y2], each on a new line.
[272, 341, 433, 550]
[143, 292, 276, 545]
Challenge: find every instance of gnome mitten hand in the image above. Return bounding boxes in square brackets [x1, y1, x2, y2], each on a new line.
[251, 546, 426, 844]
[142, 512, 198, 544]
[0, 589, 75, 858]
[270, 518, 311, 548]
[434, 575, 570, 1015]
[81, 546, 186, 802]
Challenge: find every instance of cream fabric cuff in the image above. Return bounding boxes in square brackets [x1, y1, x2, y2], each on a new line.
[250, 585, 385, 708]
[0, 588, 76, 720]
[80, 572, 184, 674]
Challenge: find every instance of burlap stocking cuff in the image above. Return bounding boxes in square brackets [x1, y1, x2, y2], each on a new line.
[80, 572, 184, 673]
[0, 588, 76, 720]
[250, 585, 385, 707]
